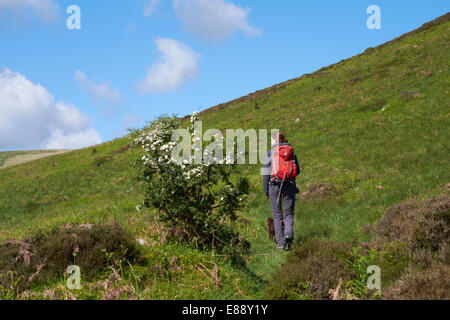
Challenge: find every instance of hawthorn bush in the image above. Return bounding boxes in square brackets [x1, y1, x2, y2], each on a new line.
[135, 113, 250, 258]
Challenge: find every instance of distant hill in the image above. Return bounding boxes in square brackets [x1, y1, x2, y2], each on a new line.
[0, 13, 448, 300]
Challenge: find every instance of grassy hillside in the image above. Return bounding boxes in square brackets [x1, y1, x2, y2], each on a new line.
[0, 13, 449, 300]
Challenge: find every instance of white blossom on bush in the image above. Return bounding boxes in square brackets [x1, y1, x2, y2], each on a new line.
[134, 113, 250, 256]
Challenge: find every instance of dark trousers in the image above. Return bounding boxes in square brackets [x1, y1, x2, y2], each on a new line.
[268, 181, 296, 248]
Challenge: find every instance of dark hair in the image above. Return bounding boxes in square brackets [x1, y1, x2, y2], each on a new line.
[272, 131, 288, 143]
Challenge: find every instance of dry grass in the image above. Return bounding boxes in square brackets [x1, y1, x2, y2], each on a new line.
[376, 196, 450, 252]
[264, 239, 354, 299]
[383, 260, 450, 300]
[265, 194, 450, 300]
[0, 223, 144, 295]
[377, 195, 450, 299]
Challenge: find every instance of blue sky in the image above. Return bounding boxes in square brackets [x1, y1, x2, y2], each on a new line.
[0, 0, 448, 151]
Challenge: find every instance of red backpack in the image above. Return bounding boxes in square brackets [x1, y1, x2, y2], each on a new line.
[271, 145, 298, 182]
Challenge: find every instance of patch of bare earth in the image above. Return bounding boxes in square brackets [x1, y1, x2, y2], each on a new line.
[296, 183, 338, 201]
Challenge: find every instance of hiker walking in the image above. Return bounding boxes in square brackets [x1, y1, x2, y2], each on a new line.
[263, 131, 300, 250]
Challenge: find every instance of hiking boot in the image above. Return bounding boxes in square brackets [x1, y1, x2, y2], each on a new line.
[285, 237, 293, 250]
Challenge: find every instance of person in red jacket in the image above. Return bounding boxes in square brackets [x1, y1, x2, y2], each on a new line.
[263, 131, 300, 250]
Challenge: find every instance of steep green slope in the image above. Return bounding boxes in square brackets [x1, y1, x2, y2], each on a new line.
[0, 13, 449, 299]
[199, 13, 449, 243]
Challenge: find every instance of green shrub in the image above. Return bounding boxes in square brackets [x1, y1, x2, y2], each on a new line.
[372, 241, 410, 288]
[135, 113, 250, 259]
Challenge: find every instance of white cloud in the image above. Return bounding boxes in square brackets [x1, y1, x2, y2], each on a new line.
[44, 128, 101, 150]
[0, 69, 102, 150]
[136, 38, 200, 94]
[75, 70, 123, 113]
[0, 0, 59, 22]
[144, 0, 161, 17]
[172, 0, 261, 42]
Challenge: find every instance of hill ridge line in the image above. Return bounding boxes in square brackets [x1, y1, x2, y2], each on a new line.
[182, 12, 450, 120]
